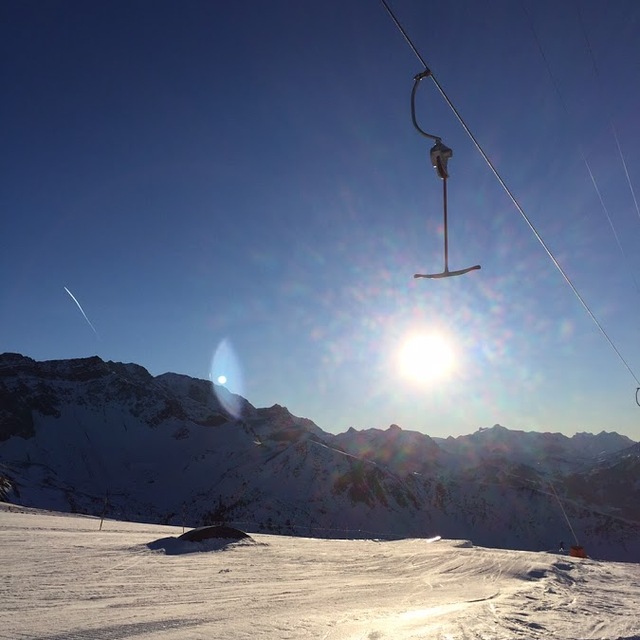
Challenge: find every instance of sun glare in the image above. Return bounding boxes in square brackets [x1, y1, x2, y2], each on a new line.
[398, 332, 456, 383]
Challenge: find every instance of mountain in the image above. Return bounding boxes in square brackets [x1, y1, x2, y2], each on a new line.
[331, 424, 451, 475]
[1, 353, 639, 562]
[432, 424, 634, 473]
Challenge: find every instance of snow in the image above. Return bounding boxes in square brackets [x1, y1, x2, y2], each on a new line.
[1, 504, 638, 639]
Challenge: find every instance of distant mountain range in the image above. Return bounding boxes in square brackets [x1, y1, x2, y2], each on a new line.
[1, 353, 639, 562]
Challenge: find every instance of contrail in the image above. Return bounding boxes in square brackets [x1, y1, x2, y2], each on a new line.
[64, 286, 100, 338]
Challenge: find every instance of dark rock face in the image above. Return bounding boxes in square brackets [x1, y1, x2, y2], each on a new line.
[0, 386, 37, 441]
[0, 353, 233, 441]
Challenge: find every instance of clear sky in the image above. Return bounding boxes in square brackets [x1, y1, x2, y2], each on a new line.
[2, 0, 640, 439]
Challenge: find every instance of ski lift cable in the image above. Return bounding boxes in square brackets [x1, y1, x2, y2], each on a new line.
[522, 2, 640, 295]
[505, 471, 580, 545]
[473, 470, 640, 527]
[611, 124, 640, 225]
[577, 12, 640, 404]
[548, 481, 580, 547]
[577, 4, 640, 226]
[583, 158, 640, 294]
[379, 0, 640, 388]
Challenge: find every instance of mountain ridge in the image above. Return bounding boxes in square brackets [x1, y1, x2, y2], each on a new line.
[1, 353, 639, 562]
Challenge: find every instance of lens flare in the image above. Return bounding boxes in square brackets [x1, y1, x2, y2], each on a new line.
[210, 339, 245, 418]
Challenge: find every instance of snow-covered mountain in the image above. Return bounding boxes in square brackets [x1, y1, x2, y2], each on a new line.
[1, 353, 639, 562]
[433, 423, 634, 472]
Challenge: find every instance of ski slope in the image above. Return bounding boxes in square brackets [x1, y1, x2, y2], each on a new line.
[1, 503, 638, 639]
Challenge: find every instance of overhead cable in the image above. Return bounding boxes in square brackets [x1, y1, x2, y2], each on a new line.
[577, 4, 640, 226]
[379, 0, 640, 387]
[522, 1, 640, 295]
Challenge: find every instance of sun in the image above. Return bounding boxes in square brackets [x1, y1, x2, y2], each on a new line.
[398, 332, 456, 383]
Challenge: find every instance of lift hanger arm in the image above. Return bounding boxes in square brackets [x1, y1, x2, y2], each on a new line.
[411, 71, 441, 142]
[410, 70, 480, 279]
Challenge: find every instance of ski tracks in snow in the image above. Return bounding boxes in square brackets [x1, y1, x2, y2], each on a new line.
[1, 508, 639, 640]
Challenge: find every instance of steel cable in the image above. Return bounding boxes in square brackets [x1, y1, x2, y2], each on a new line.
[379, 0, 640, 387]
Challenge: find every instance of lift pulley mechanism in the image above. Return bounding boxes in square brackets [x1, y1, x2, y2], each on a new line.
[411, 70, 481, 279]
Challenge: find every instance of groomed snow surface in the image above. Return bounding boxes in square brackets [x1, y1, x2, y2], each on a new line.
[1, 504, 638, 640]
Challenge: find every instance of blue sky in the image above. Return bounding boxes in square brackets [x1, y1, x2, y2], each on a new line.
[2, 0, 640, 439]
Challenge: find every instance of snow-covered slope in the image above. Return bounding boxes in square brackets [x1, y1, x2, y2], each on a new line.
[1, 353, 639, 562]
[1, 504, 639, 640]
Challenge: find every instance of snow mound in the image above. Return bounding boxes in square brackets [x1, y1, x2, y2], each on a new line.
[179, 525, 250, 542]
[452, 540, 473, 548]
[147, 526, 255, 555]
